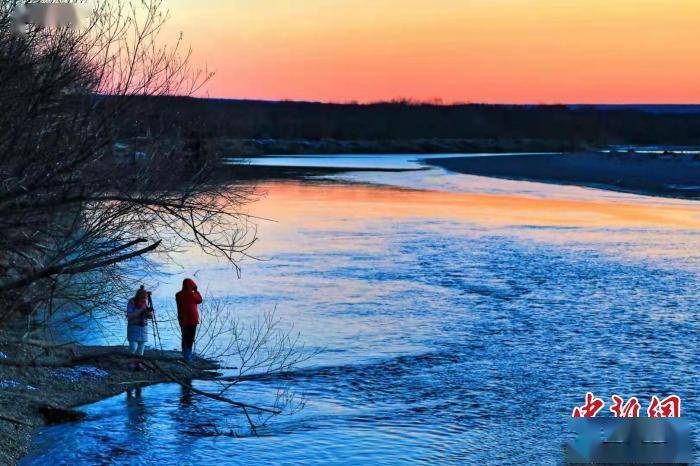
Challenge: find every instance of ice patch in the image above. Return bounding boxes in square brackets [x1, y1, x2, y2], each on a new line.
[51, 366, 109, 382]
[0, 380, 22, 389]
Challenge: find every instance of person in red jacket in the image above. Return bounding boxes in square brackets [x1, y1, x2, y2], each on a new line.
[175, 278, 203, 362]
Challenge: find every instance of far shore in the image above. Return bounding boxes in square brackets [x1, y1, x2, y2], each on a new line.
[424, 152, 700, 199]
[215, 163, 418, 181]
[217, 137, 578, 157]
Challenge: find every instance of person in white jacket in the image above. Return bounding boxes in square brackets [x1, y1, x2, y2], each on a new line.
[126, 286, 153, 356]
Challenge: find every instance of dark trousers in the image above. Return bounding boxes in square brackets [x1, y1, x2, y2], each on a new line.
[181, 324, 197, 352]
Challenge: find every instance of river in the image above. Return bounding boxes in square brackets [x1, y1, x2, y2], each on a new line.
[22, 155, 700, 465]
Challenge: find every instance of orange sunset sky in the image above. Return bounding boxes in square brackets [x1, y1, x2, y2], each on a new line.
[166, 0, 700, 104]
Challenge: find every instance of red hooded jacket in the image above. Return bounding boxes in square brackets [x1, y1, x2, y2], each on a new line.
[176, 278, 203, 326]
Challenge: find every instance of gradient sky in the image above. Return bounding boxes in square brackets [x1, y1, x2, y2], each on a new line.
[166, 0, 700, 103]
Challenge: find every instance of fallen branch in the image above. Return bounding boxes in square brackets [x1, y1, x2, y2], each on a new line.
[38, 404, 86, 424]
[0, 240, 161, 292]
[0, 391, 80, 426]
[0, 349, 217, 369]
[143, 359, 280, 433]
[0, 336, 78, 351]
[0, 414, 33, 427]
[0, 391, 85, 414]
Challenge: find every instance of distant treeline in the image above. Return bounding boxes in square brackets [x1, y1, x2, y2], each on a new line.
[119, 96, 700, 148]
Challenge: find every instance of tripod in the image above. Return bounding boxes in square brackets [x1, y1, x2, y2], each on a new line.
[147, 293, 164, 352]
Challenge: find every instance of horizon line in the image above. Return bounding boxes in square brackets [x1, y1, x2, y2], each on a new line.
[147, 95, 700, 107]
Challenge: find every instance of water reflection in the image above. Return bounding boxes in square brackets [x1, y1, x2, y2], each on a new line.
[178, 383, 194, 409]
[125, 387, 147, 434]
[248, 180, 700, 230]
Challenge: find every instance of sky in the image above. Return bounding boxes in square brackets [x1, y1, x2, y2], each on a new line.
[165, 0, 700, 104]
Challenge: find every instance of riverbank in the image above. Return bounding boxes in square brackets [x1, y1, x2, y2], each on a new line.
[214, 163, 418, 181]
[425, 151, 700, 199]
[0, 338, 219, 464]
[218, 137, 578, 156]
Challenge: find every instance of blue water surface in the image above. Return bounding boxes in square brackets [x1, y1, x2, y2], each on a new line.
[22, 159, 700, 465]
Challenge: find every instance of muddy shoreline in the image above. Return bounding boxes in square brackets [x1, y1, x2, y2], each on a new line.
[425, 152, 700, 199]
[0, 340, 219, 465]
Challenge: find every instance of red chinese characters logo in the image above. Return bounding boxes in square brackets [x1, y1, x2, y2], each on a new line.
[571, 393, 681, 418]
[647, 395, 681, 418]
[572, 392, 605, 418]
[609, 395, 640, 418]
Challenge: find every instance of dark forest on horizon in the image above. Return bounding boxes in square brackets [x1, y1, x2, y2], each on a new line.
[119, 96, 700, 152]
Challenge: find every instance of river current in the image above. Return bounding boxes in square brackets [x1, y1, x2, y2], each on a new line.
[22, 155, 700, 465]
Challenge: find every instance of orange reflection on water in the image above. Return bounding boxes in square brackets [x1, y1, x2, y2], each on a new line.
[247, 181, 700, 230]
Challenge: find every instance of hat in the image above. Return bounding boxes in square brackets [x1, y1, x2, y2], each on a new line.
[135, 286, 149, 300]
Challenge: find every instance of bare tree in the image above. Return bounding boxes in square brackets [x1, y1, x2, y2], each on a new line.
[0, 0, 319, 436]
[0, 0, 257, 330]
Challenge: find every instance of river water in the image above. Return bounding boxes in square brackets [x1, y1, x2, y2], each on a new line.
[22, 155, 700, 465]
